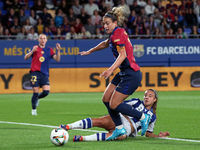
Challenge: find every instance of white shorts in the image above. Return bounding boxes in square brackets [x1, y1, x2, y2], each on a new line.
[120, 114, 138, 137]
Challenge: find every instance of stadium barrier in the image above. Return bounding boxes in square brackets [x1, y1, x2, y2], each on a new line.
[0, 67, 199, 94]
[0, 39, 200, 68]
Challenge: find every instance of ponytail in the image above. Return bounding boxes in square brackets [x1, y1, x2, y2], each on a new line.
[104, 6, 126, 26]
[148, 89, 158, 116]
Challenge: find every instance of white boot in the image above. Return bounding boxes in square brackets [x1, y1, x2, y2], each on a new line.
[31, 109, 37, 115]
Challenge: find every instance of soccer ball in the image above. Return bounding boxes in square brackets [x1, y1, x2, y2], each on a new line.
[50, 128, 69, 146]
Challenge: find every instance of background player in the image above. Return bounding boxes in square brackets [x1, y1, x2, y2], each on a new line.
[60, 89, 170, 142]
[79, 6, 150, 140]
[24, 34, 61, 115]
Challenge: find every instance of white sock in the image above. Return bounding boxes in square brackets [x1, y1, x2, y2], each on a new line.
[116, 125, 124, 129]
[69, 118, 92, 129]
[83, 133, 106, 141]
[140, 113, 145, 121]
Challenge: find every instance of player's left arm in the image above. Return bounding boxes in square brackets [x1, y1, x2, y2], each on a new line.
[100, 46, 127, 79]
[100, 31, 127, 79]
[146, 131, 170, 138]
[53, 43, 61, 62]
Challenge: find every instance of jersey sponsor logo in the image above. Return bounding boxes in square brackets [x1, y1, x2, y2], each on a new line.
[114, 39, 120, 42]
[133, 45, 144, 57]
[39, 56, 45, 62]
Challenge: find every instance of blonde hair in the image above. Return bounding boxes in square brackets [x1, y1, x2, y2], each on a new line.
[39, 34, 47, 39]
[104, 6, 126, 26]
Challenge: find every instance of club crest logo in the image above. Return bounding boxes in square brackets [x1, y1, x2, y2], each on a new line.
[133, 45, 144, 57]
[39, 56, 45, 62]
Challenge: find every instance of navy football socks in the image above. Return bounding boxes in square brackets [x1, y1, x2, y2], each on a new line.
[31, 93, 38, 109]
[115, 103, 142, 119]
[103, 102, 122, 126]
[38, 90, 49, 99]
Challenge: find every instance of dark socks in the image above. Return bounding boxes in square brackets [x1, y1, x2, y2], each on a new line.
[38, 90, 49, 99]
[103, 102, 122, 126]
[31, 93, 38, 109]
[115, 103, 142, 120]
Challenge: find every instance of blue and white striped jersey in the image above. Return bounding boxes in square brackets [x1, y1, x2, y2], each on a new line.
[123, 98, 157, 134]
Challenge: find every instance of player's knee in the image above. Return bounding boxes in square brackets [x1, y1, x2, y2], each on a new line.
[33, 87, 39, 93]
[97, 119, 105, 127]
[109, 101, 118, 110]
[109, 104, 115, 110]
[43, 90, 49, 97]
[99, 119, 109, 129]
[102, 96, 110, 103]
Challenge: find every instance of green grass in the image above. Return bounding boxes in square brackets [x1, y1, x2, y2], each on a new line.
[0, 91, 200, 150]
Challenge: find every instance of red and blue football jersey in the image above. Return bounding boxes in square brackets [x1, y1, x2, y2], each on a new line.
[109, 27, 140, 71]
[29, 45, 55, 76]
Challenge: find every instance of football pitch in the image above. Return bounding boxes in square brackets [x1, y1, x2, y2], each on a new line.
[0, 91, 200, 150]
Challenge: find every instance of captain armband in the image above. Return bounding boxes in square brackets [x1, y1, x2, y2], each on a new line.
[116, 45, 125, 52]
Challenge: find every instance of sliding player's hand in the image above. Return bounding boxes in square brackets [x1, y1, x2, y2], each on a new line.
[158, 131, 170, 137]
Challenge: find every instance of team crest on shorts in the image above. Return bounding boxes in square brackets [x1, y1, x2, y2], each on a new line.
[133, 45, 144, 57]
[39, 56, 45, 62]
[32, 82, 35, 85]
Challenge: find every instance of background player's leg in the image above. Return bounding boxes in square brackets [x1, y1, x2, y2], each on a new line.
[37, 85, 50, 107]
[31, 87, 39, 115]
[38, 85, 50, 99]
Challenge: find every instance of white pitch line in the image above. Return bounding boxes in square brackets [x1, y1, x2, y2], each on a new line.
[0, 121, 107, 133]
[159, 137, 200, 143]
[0, 121, 200, 143]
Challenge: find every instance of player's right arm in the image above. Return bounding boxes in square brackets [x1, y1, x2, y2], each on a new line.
[24, 45, 38, 60]
[146, 131, 170, 138]
[78, 39, 109, 55]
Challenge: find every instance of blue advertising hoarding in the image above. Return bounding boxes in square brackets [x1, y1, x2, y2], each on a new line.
[0, 39, 200, 68]
[132, 39, 200, 66]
